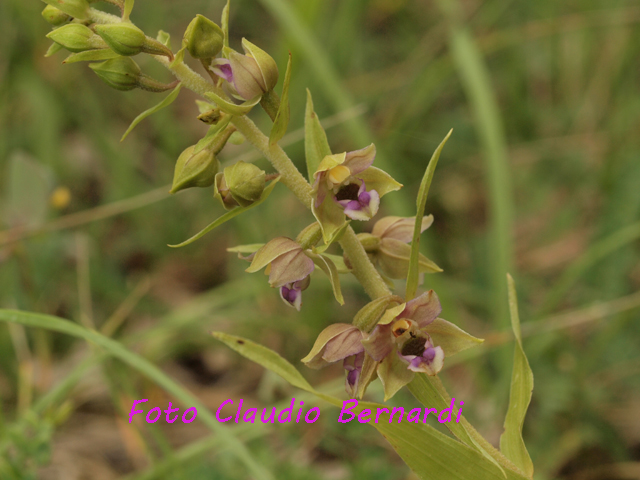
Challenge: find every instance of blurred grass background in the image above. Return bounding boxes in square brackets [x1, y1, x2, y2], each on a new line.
[1, 0, 640, 478]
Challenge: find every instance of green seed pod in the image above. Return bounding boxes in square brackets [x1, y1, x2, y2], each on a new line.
[41, 6, 71, 26]
[170, 145, 220, 193]
[224, 161, 266, 207]
[46, 24, 108, 53]
[184, 14, 224, 59]
[94, 23, 146, 56]
[89, 57, 142, 91]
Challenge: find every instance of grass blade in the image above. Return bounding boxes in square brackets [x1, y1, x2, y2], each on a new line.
[121, 83, 183, 141]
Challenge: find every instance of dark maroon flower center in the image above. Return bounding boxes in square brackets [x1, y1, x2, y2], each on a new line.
[401, 337, 426, 356]
[335, 183, 360, 201]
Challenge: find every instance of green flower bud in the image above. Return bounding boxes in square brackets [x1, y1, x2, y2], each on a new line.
[42, 0, 89, 20]
[41, 6, 71, 26]
[241, 38, 279, 93]
[184, 14, 224, 59]
[170, 145, 219, 194]
[94, 23, 146, 56]
[94, 22, 173, 59]
[89, 57, 141, 91]
[213, 173, 238, 210]
[224, 161, 266, 207]
[46, 24, 108, 53]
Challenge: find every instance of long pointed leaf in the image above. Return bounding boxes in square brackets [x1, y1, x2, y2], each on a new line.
[123, 0, 134, 20]
[500, 275, 534, 478]
[121, 83, 183, 141]
[212, 331, 528, 480]
[405, 129, 452, 300]
[304, 89, 332, 181]
[269, 53, 292, 145]
[169, 178, 280, 248]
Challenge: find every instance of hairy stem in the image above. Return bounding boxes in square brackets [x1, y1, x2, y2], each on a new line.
[86, 8, 392, 301]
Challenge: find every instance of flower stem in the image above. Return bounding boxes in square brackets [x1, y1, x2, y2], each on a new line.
[86, 8, 391, 302]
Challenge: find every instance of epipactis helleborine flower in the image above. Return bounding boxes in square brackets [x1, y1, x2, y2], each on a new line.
[311, 144, 402, 243]
[362, 290, 445, 399]
[360, 215, 442, 280]
[301, 323, 366, 397]
[211, 39, 278, 101]
[244, 237, 315, 311]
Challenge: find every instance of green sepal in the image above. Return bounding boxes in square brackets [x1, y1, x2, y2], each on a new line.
[245, 236, 300, 274]
[269, 52, 292, 146]
[304, 89, 332, 182]
[427, 318, 484, 357]
[63, 49, 120, 64]
[241, 38, 278, 92]
[406, 129, 452, 300]
[313, 221, 349, 254]
[221, 0, 230, 48]
[311, 193, 347, 245]
[378, 352, 414, 401]
[318, 253, 351, 274]
[307, 251, 344, 305]
[169, 177, 280, 248]
[357, 166, 403, 198]
[204, 91, 261, 116]
[121, 82, 182, 141]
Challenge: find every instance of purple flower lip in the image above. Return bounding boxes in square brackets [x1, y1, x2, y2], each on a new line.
[336, 182, 380, 221]
[344, 351, 365, 398]
[279, 276, 311, 311]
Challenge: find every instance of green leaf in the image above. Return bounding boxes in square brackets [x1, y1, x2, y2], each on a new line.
[212, 332, 314, 392]
[221, 0, 230, 48]
[315, 252, 350, 274]
[212, 330, 524, 480]
[0, 309, 273, 480]
[406, 129, 452, 300]
[45, 42, 64, 57]
[63, 49, 120, 64]
[170, 46, 186, 68]
[307, 252, 344, 305]
[500, 275, 534, 478]
[123, 0, 134, 21]
[169, 178, 280, 248]
[269, 52, 292, 146]
[304, 89, 332, 182]
[120, 83, 182, 141]
[408, 374, 507, 477]
[194, 116, 231, 154]
[204, 91, 261, 116]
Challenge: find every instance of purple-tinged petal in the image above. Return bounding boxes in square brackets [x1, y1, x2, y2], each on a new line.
[268, 249, 315, 288]
[210, 58, 234, 82]
[302, 324, 364, 369]
[343, 144, 376, 176]
[344, 351, 365, 398]
[398, 289, 442, 328]
[341, 186, 380, 221]
[362, 323, 394, 361]
[372, 215, 434, 243]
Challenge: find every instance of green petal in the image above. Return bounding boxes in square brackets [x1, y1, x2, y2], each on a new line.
[357, 166, 403, 197]
[426, 318, 484, 357]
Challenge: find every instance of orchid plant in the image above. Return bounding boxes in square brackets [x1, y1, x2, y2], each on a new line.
[40, 1, 535, 479]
